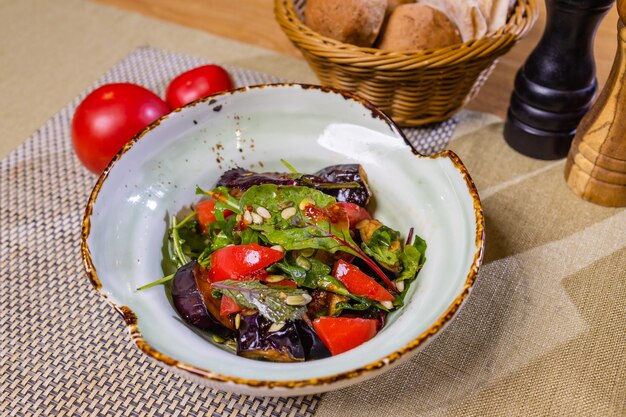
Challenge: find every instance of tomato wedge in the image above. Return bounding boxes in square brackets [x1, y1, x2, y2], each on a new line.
[208, 244, 284, 282]
[196, 199, 234, 233]
[196, 200, 217, 233]
[312, 317, 378, 356]
[219, 295, 243, 316]
[335, 202, 372, 227]
[332, 259, 394, 302]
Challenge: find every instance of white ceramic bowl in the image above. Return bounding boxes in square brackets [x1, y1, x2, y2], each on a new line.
[82, 84, 484, 397]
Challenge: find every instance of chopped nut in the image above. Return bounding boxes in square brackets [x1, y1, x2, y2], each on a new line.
[281, 207, 297, 219]
[395, 280, 405, 292]
[356, 219, 382, 243]
[328, 293, 348, 316]
[380, 300, 393, 309]
[256, 206, 272, 219]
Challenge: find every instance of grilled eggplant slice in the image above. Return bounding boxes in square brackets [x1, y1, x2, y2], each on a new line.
[237, 313, 305, 362]
[314, 164, 371, 206]
[236, 313, 331, 362]
[171, 260, 233, 338]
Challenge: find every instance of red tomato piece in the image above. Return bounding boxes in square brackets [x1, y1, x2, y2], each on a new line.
[165, 65, 233, 109]
[71, 83, 170, 174]
[208, 244, 284, 282]
[219, 295, 243, 316]
[312, 317, 378, 356]
[196, 199, 217, 233]
[334, 202, 372, 227]
[332, 260, 394, 302]
[196, 199, 234, 233]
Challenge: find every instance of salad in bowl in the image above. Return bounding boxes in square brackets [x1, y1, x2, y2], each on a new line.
[140, 163, 427, 362]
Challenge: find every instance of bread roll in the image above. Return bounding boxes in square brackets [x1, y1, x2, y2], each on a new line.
[418, 0, 487, 41]
[387, 0, 415, 15]
[304, 0, 387, 47]
[491, 0, 514, 31]
[378, 4, 462, 51]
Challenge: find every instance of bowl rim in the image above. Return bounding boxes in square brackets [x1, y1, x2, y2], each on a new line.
[81, 83, 485, 391]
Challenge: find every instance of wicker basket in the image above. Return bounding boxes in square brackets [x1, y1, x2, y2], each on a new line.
[275, 0, 538, 126]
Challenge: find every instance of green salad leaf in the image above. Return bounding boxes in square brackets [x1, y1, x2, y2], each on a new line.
[393, 234, 427, 307]
[361, 225, 402, 272]
[239, 184, 361, 256]
[211, 280, 309, 323]
[271, 254, 350, 296]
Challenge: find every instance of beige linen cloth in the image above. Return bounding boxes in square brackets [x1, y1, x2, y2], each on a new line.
[1, 0, 624, 416]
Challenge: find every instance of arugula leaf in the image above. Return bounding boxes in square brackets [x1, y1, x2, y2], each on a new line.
[196, 185, 241, 214]
[361, 225, 402, 272]
[211, 280, 308, 323]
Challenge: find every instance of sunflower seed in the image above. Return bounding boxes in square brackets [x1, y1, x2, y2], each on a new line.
[256, 206, 271, 219]
[268, 322, 285, 333]
[285, 293, 312, 306]
[295, 255, 311, 271]
[281, 207, 297, 219]
[243, 210, 252, 224]
[265, 274, 287, 283]
[270, 244, 284, 253]
[251, 212, 263, 224]
[300, 248, 315, 257]
[211, 334, 226, 344]
[234, 313, 241, 330]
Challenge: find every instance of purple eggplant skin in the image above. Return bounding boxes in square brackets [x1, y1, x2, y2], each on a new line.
[216, 168, 318, 191]
[216, 165, 371, 206]
[314, 164, 371, 206]
[237, 314, 306, 362]
[295, 320, 331, 360]
[171, 260, 232, 338]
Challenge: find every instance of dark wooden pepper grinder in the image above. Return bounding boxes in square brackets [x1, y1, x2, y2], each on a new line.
[504, 0, 615, 160]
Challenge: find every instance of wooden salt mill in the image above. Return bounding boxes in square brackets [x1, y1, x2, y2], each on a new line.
[504, 0, 615, 159]
[565, 0, 626, 206]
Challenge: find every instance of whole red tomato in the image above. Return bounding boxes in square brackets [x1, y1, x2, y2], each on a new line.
[165, 65, 233, 109]
[72, 83, 169, 174]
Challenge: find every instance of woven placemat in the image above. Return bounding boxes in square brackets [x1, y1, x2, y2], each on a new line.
[0, 46, 461, 417]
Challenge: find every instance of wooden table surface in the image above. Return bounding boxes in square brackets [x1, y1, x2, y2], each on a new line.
[93, 0, 619, 118]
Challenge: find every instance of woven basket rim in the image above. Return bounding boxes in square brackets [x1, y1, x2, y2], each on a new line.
[276, 0, 538, 69]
